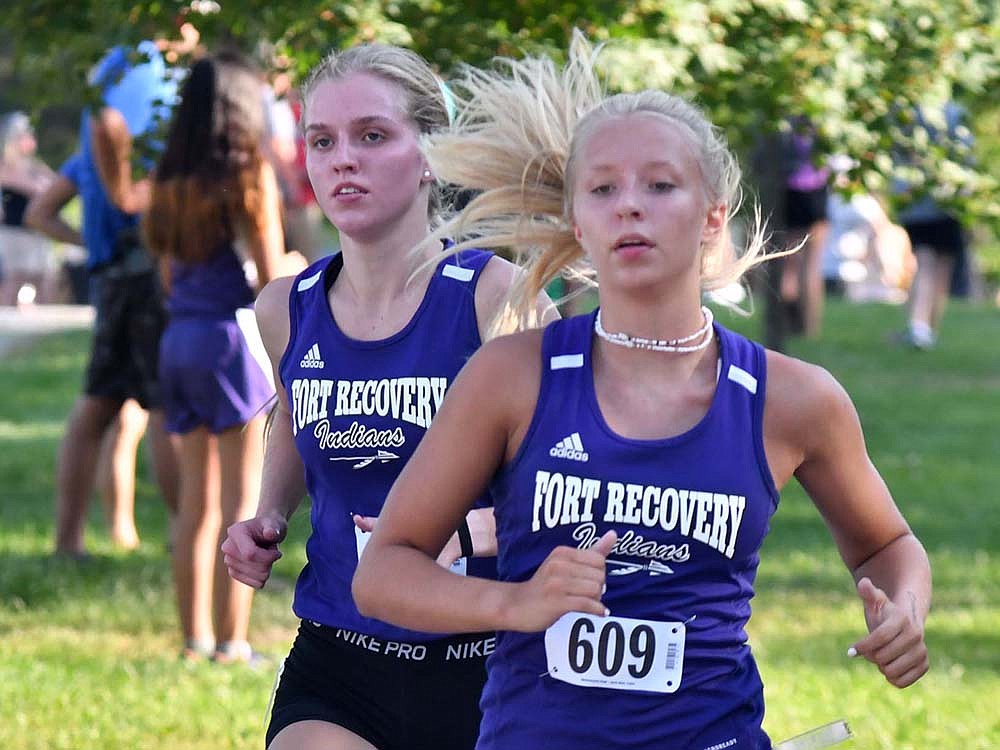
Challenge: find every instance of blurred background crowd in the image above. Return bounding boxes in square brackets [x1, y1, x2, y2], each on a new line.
[1, 2, 998, 332]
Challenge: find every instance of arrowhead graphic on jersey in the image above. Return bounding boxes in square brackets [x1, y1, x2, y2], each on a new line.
[330, 450, 401, 469]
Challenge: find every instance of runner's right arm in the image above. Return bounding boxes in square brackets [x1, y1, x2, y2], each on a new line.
[222, 276, 307, 589]
[354, 332, 613, 634]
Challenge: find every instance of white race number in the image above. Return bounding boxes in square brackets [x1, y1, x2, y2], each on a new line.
[544, 612, 684, 693]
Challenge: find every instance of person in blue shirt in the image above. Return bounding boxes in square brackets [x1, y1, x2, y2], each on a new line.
[0, 111, 58, 305]
[25, 42, 179, 556]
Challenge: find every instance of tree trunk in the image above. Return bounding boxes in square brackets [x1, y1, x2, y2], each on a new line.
[749, 131, 789, 352]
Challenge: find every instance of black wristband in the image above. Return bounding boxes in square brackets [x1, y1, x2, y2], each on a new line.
[457, 518, 474, 558]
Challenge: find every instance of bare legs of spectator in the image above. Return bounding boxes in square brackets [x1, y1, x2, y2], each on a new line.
[214, 415, 265, 659]
[905, 246, 954, 349]
[173, 415, 263, 660]
[780, 219, 829, 338]
[95, 399, 148, 549]
[147, 408, 180, 545]
[54, 395, 179, 556]
[55, 395, 120, 555]
[174, 427, 221, 655]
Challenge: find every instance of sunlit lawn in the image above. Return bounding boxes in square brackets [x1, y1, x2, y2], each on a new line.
[1, 297, 997, 748]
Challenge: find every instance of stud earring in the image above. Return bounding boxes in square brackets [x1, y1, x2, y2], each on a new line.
[423, 169, 432, 179]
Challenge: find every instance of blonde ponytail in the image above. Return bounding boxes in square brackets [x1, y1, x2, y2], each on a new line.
[427, 31, 777, 331]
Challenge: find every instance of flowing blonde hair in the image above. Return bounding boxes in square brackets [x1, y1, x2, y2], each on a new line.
[426, 31, 773, 329]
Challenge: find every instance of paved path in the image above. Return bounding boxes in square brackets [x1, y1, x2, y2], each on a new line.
[0, 305, 94, 358]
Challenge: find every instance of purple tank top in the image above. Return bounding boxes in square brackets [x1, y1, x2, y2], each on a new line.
[167, 245, 254, 318]
[478, 310, 777, 749]
[787, 133, 829, 192]
[279, 248, 497, 641]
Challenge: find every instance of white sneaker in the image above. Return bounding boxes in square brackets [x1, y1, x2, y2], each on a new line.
[908, 322, 936, 350]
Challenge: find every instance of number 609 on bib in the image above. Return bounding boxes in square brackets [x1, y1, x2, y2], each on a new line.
[544, 613, 685, 693]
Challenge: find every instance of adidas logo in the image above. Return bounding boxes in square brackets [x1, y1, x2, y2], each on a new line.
[300, 343, 325, 369]
[549, 432, 589, 462]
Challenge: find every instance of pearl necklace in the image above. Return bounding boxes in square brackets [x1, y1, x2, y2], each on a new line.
[594, 306, 715, 353]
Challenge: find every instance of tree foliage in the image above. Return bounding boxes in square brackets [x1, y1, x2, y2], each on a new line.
[3, 0, 998, 221]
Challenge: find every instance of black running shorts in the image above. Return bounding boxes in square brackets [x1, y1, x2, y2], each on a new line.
[904, 216, 966, 258]
[785, 186, 829, 230]
[266, 620, 493, 750]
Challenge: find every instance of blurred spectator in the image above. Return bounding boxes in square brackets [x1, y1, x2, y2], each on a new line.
[26, 41, 180, 556]
[144, 53, 285, 662]
[0, 112, 60, 305]
[262, 71, 326, 262]
[822, 160, 915, 304]
[893, 101, 973, 349]
[779, 115, 830, 338]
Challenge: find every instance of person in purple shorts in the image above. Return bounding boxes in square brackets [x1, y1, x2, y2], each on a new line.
[354, 35, 932, 749]
[144, 52, 287, 663]
[220, 43, 554, 749]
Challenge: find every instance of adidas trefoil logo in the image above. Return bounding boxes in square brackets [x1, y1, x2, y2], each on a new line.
[550, 432, 589, 462]
[300, 343, 325, 369]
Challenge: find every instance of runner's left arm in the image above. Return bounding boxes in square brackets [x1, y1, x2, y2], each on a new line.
[767, 353, 931, 688]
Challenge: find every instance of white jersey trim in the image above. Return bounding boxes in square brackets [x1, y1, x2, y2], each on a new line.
[297, 270, 323, 292]
[727, 364, 757, 394]
[442, 264, 475, 282]
[550, 353, 584, 370]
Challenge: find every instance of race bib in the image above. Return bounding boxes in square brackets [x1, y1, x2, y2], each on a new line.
[354, 526, 467, 576]
[544, 612, 684, 693]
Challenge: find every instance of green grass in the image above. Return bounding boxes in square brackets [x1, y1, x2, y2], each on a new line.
[717, 300, 1000, 748]
[1, 298, 998, 748]
[0, 333, 311, 750]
